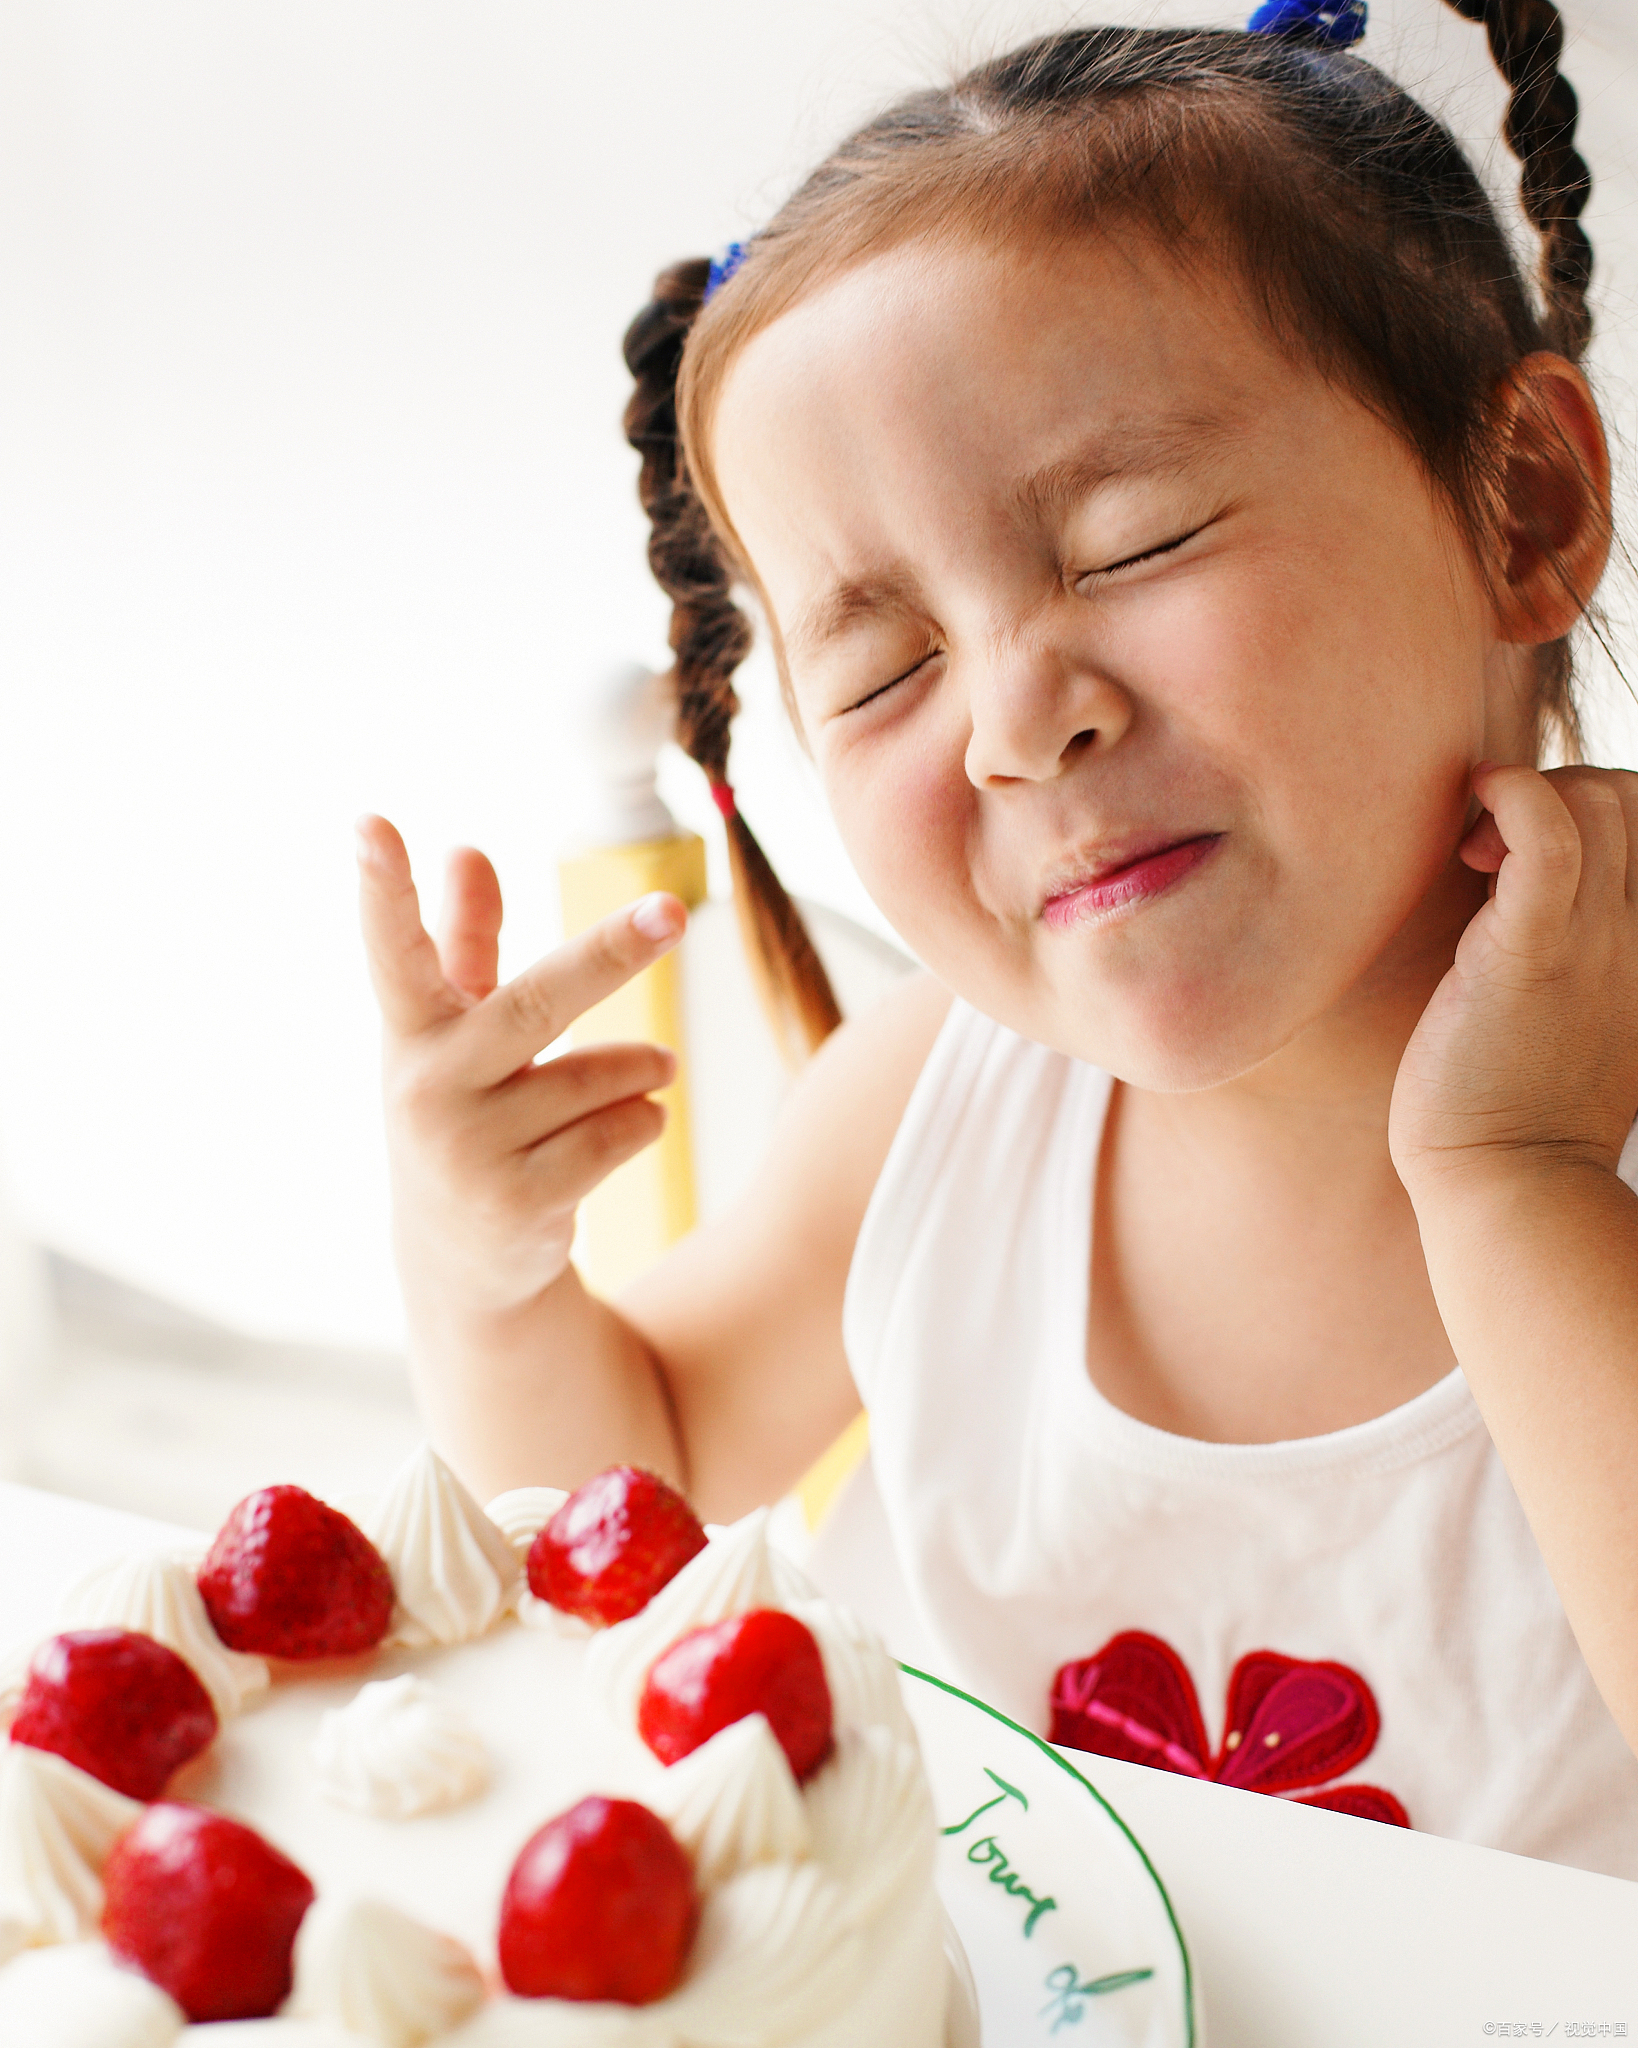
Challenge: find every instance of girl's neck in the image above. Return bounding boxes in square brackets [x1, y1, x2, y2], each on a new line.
[1086, 858, 1486, 1444]
[1139, 853, 1488, 1176]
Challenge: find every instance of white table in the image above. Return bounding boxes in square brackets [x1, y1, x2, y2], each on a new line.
[3, 1481, 1635, 2047]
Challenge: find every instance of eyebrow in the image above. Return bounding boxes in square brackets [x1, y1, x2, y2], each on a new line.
[782, 411, 1235, 666]
[1011, 411, 1235, 520]
[784, 571, 923, 667]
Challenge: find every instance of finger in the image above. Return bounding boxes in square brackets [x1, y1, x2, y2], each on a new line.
[1544, 767, 1629, 914]
[439, 846, 504, 1001]
[1458, 808, 1508, 875]
[356, 816, 466, 1036]
[483, 1041, 677, 1152]
[525, 1094, 669, 1208]
[1468, 763, 1581, 944]
[465, 893, 688, 1084]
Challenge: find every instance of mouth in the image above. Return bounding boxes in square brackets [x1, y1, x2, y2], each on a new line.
[1040, 834, 1222, 927]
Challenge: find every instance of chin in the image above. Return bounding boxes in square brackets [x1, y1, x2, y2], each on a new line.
[1030, 975, 1312, 1094]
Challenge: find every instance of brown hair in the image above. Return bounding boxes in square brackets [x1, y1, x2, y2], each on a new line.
[625, 1, 1595, 1056]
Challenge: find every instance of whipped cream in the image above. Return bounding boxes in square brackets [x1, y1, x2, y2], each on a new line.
[0, 1459, 951, 2048]
[646, 1712, 812, 1889]
[366, 1448, 520, 1648]
[804, 1725, 936, 1922]
[59, 1552, 269, 1719]
[312, 1675, 489, 1820]
[792, 1598, 915, 1745]
[0, 1939, 184, 2047]
[662, 1860, 861, 2042]
[0, 1639, 31, 1731]
[483, 1487, 592, 1638]
[483, 1488, 568, 1563]
[584, 1508, 809, 1725]
[181, 2023, 362, 2045]
[291, 1896, 485, 2047]
[0, 1746, 143, 1946]
[458, 1858, 864, 2048]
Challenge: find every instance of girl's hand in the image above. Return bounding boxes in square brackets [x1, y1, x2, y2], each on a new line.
[356, 815, 684, 1318]
[1390, 763, 1638, 1196]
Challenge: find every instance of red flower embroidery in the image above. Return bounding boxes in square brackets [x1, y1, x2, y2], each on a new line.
[1050, 1631, 1409, 1827]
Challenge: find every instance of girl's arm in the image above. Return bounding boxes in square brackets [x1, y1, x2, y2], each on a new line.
[358, 814, 949, 1521]
[1392, 763, 1638, 1759]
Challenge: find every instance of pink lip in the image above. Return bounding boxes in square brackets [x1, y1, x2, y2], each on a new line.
[1042, 835, 1221, 927]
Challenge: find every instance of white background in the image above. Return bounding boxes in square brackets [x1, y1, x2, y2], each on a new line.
[3, 0, 1638, 1349]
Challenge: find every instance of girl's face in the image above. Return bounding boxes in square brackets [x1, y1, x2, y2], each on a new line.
[711, 234, 1536, 1088]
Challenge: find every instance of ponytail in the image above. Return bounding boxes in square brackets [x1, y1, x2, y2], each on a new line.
[1445, 0, 1592, 359]
[622, 262, 843, 1060]
[1444, 0, 1595, 752]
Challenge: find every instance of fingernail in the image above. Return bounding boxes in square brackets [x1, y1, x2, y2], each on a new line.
[632, 893, 683, 943]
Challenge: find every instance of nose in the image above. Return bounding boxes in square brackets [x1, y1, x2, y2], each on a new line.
[962, 632, 1133, 788]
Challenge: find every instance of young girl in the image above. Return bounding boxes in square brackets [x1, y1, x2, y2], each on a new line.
[356, 0, 1638, 1876]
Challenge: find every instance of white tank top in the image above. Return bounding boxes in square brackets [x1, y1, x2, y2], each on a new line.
[842, 998, 1638, 1878]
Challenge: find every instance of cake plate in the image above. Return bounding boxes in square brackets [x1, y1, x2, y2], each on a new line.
[903, 1666, 1201, 2048]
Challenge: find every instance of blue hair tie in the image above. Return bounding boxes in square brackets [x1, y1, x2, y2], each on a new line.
[704, 242, 748, 304]
[1246, 0, 1367, 47]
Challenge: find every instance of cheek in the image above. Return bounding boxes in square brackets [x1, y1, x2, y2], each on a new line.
[1159, 529, 1481, 843]
[818, 717, 971, 936]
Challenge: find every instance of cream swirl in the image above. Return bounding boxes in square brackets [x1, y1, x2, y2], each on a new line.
[584, 1509, 813, 1725]
[58, 1553, 269, 1720]
[483, 1487, 568, 1564]
[447, 2000, 679, 2045]
[659, 1862, 860, 2044]
[793, 1600, 915, 1746]
[0, 1747, 143, 1945]
[290, 1896, 485, 2046]
[312, 1675, 489, 1820]
[803, 1725, 936, 1924]
[178, 2023, 364, 2043]
[442, 1867, 859, 2048]
[484, 1487, 596, 1638]
[646, 1712, 811, 1889]
[0, 1940, 184, 2046]
[365, 1447, 520, 1648]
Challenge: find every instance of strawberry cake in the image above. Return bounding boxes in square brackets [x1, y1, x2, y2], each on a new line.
[0, 1447, 957, 2046]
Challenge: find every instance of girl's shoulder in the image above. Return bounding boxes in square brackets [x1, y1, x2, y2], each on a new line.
[770, 969, 956, 1222]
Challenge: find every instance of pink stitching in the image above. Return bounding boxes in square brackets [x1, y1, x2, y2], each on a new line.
[1081, 1699, 1208, 1778]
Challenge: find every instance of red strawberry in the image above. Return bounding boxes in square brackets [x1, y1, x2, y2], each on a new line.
[638, 1608, 833, 1782]
[10, 1629, 217, 1801]
[198, 1485, 394, 1659]
[498, 1795, 697, 2004]
[103, 1802, 315, 2022]
[528, 1466, 706, 1627]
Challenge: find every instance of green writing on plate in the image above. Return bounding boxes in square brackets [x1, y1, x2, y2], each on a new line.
[942, 1769, 1058, 1937]
[1039, 1963, 1157, 2033]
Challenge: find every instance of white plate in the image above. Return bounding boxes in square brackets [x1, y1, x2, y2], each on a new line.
[903, 1665, 1201, 2048]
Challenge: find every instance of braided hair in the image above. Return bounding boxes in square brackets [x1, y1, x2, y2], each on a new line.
[1445, 0, 1593, 358]
[626, 0, 1598, 1057]
[623, 263, 842, 1059]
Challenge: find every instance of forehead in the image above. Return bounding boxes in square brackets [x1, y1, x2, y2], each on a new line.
[709, 233, 1280, 640]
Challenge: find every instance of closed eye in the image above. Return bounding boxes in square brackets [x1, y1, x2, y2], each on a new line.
[843, 648, 942, 715]
[1077, 525, 1204, 585]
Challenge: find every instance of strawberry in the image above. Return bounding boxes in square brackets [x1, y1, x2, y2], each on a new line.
[498, 1795, 697, 2004]
[10, 1628, 218, 1801]
[102, 1801, 315, 2022]
[198, 1484, 394, 1659]
[638, 1608, 833, 1782]
[527, 1466, 706, 1627]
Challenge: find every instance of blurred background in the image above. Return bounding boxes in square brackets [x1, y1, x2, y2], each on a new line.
[2, 0, 1637, 1524]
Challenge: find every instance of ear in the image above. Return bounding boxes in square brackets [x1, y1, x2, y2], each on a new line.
[1487, 352, 1612, 644]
